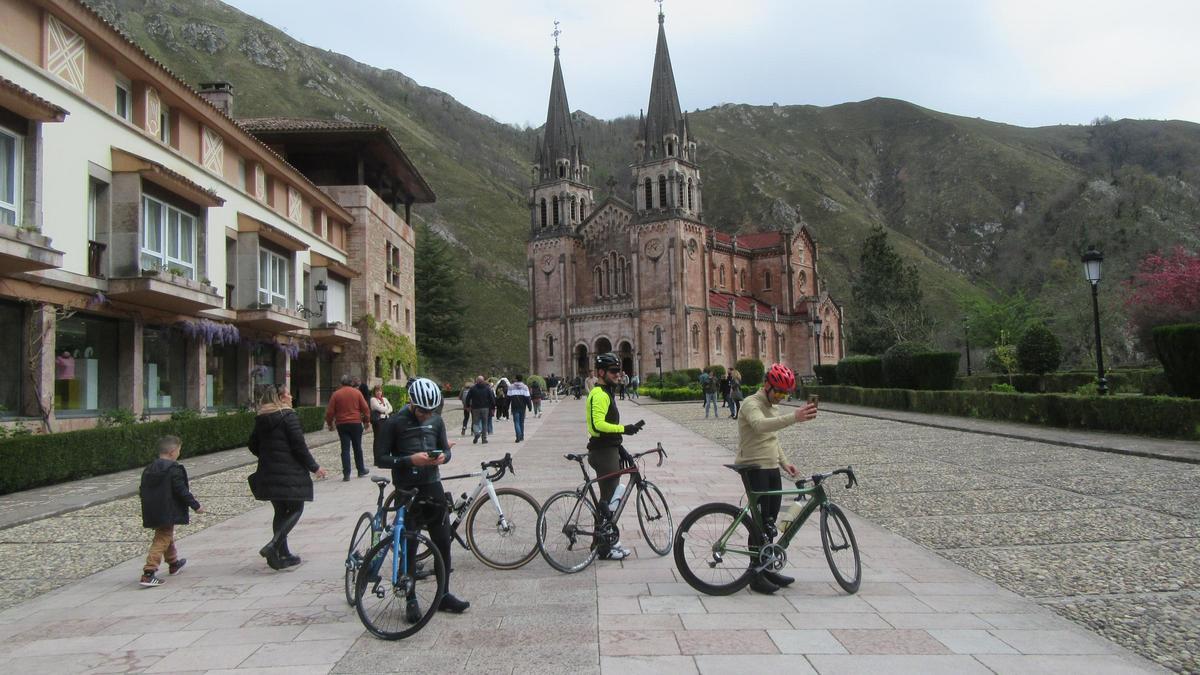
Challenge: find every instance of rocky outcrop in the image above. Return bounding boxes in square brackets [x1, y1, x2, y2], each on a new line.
[181, 22, 228, 54]
[239, 28, 289, 70]
[144, 14, 182, 52]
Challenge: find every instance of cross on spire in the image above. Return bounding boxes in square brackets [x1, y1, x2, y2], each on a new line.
[656, 0, 665, 23]
[552, 19, 561, 54]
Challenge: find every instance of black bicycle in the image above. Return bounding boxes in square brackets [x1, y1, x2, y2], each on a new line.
[536, 443, 673, 573]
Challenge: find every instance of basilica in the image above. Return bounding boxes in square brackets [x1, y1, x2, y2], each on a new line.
[526, 10, 844, 380]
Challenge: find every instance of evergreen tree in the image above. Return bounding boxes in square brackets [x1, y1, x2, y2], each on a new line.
[848, 226, 931, 354]
[414, 223, 465, 367]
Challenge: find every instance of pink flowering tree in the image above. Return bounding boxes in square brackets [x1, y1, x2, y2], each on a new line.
[1122, 247, 1200, 351]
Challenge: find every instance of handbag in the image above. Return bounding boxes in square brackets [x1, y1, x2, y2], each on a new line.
[247, 471, 261, 499]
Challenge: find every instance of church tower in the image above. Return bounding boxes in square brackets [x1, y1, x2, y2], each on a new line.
[530, 38, 594, 236]
[632, 9, 701, 222]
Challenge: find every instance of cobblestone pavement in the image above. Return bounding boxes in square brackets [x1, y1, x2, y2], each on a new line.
[652, 402, 1199, 674]
[0, 397, 1167, 673]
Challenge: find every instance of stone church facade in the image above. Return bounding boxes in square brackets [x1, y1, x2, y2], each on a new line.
[527, 12, 844, 380]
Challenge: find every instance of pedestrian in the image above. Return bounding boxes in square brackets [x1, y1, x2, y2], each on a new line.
[728, 369, 744, 419]
[530, 377, 543, 417]
[700, 368, 718, 418]
[584, 373, 597, 393]
[138, 435, 203, 587]
[548, 373, 560, 402]
[495, 378, 510, 420]
[248, 384, 328, 570]
[585, 353, 645, 560]
[719, 370, 731, 408]
[629, 374, 640, 400]
[356, 376, 372, 409]
[325, 373, 371, 481]
[369, 384, 393, 434]
[465, 375, 495, 444]
[459, 381, 472, 436]
[619, 371, 629, 400]
[508, 375, 532, 442]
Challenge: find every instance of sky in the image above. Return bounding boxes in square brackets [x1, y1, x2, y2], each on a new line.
[223, 0, 1200, 129]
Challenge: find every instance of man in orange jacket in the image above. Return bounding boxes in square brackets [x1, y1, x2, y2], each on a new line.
[325, 374, 371, 481]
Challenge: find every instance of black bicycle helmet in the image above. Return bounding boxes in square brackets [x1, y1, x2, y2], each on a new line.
[595, 352, 620, 370]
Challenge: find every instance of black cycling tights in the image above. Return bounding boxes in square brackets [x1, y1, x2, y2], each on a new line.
[740, 468, 782, 532]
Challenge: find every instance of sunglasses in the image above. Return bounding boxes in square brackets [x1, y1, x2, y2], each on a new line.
[605, 368, 622, 374]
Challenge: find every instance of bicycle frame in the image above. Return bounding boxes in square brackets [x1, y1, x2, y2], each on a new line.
[566, 444, 666, 535]
[440, 454, 516, 548]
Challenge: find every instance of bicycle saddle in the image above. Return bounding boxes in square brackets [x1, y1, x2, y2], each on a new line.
[371, 476, 391, 486]
[723, 463, 758, 474]
[564, 453, 585, 463]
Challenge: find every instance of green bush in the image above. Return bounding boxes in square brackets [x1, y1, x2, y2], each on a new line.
[0, 407, 326, 495]
[97, 408, 137, 428]
[676, 368, 703, 382]
[882, 342, 928, 389]
[813, 364, 839, 385]
[527, 374, 546, 393]
[1153, 324, 1200, 398]
[912, 352, 960, 390]
[641, 384, 755, 402]
[991, 383, 1017, 393]
[707, 364, 726, 379]
[836, 356, 884, 388]
[382, 385, 408, 410]
[957, 370, 1167, 395]
[667, 371, 693, 387]
[734, 359, 765, 386]
[1017, 323, 1063, 375]
[807, 386, 1200, 440]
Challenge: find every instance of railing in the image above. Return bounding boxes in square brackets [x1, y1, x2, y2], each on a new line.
[87, 240, 107, 278]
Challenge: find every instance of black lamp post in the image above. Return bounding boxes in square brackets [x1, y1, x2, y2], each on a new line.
[654, 330, 663, 387]
[1081, 246, 1108, 395]
[809, 300, 823, 368]
[314, 280, 328, 315]
[963, 318, 973, 376]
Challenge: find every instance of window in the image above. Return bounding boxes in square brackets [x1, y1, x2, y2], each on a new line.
[764, 269, 772, 290]
[759, 330, 767, 356]
[719, 265, 726, 286]
[667, 140, 674, 156]
[558, 164, 565, 178]
[158, 105, 171, 144]
[571, 196, 577, 222]
[738, 329, 746, 354]
[87, 179, 109, 278]
[207, 343, 238, 408]
[797, 270, 807, 293]
[691, 324, 699, 352]
[0, 125, 21, 226]
[54, 313, 119, 413]
[824, 327, 835, 355]
[405, 307, 411, 331]
[540, 198, 547, 228]
[257, 248, 289, 306]
[687, 178, 693, 210]
[715, 327, 723, 354]
[144, 325, 186, 410]
[644, 178, 652, 210]
[552, 196, 559, 225]
[115, 76, 132, 121]
[374, 293, 381, 319]
[141, 195, 197, 278]
[546, 334, 555, 358]
[658, 175, 667, 208]
[0, 301, 21, 414]
[740, 269, 746, 289]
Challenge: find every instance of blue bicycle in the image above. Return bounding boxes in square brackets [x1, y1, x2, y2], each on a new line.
[353, 484, 447, 640]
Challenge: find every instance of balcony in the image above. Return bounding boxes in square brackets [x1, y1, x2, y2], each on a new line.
[107, 269, 223, 314]
[236, 302, 308, 333]
[309, 321, 361, 345]
[0, 224, 64, 274]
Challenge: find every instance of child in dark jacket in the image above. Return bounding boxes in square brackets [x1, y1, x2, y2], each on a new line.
[138, 435, 203, 587]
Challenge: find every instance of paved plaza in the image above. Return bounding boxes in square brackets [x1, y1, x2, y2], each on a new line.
[0, 397, 1190, 673]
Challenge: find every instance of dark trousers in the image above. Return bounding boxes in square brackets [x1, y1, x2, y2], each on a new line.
[269, 500, 304, 555]
[730, 398, 741, 418]
[394, 478, 454, 588]
[461, 406, 470, 432]
[588, 445, 623, 556]
[337, 423, 366, 476]
[740, 469, 781, 567]
[511, 406, 526, 441]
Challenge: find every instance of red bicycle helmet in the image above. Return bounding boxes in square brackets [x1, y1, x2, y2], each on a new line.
[765, 363, 795, 392]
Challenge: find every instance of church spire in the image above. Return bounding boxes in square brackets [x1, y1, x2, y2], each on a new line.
[641, 5, 685, 161]
[536, 20, 582, 177]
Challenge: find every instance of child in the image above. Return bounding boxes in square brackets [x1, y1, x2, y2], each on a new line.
[138, 435, 204, 587]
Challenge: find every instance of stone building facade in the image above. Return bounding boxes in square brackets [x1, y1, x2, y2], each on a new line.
[527, 12, 844, 380]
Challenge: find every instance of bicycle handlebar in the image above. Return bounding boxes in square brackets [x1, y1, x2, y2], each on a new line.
[809, 466, 857, 490]
[631, 442, 667, 467]
[480, 452, 514, 481]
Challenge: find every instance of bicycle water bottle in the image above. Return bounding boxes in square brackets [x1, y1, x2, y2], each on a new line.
[608, 483, 626, 512]
[779, 499, 804, 531]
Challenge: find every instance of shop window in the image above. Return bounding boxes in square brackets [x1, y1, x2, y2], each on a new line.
[0, 125, 21, 226]
[252, 346, 281, 386]
[206, 343, 238, 408]
[0, 302, 21, 414]
[258, 248, 289, 306]
[143, 325, 187, 410]
[141, 195, 197, 278]
[54, 314, 119, 413]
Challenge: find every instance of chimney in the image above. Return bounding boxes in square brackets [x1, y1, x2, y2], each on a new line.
[198, 81, 234, 116]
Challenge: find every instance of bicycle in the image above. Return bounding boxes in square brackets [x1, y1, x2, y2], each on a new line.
[537, 443, 674, 573]
[353, 485, 447, 640]
[344, 475, 395, 606]
[417, 453, 540, 570]
[674, 465, 861, 595]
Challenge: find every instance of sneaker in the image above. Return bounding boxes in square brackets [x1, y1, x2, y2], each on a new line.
[139, 573, 164, 588]
[763, 570, 795, 587]
[281, 554, 302, 568]
[748, 573, 780, 595]
[357, 470, 370, 477]
[405, 596, 422, 623]
[438, 593, 470, 613]
[167, 558, 187, 575]
[599, 548, 630, 561]
[612, 542, 632, 557]
[481, 438, 488, 444]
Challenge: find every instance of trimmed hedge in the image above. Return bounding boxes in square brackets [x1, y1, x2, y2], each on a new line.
[1017, 323, 1062, 375]
[1154, 324, 1200, 398]
[707, 364, 726, 379]
[882, 342, 928, 389]
[641, 384, 756, 402]
[804, 385, 1200, 440]
[912, 352, 961, 390]
[0, 406, 325, 495]
[957, 369, 1169, 395]
[813, 364, 839, 385]
[836, 356, 884, 388]
[734, 359, 765, 386]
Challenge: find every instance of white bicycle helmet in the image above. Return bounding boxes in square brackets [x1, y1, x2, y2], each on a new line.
[407, 377, 442, 411]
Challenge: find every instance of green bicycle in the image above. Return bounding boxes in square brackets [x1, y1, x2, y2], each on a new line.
[674, 465, 861, 595]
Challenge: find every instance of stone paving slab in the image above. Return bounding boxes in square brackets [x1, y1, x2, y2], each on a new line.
[0, 397, 1171, 674]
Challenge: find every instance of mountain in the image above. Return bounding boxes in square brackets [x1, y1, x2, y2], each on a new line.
[87, 0, 1200, 371]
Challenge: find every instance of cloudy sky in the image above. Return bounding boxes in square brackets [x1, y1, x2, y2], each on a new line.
[224, 0, 1200, 129]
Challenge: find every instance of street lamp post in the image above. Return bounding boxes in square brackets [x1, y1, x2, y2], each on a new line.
[810, 300, 824, 369]
[963, 318, 973, 376]
[1082, 246, 1108, 395]
[654, 330, 663, 387]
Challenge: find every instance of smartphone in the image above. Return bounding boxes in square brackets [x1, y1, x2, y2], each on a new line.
[428, 448, 444, 459]
[807, 394, 819, 407]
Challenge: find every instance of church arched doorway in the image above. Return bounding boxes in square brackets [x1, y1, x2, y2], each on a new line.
[594, 337, 613, 357]
[574, 344, 589, 379]
[618, 340, 634, 375]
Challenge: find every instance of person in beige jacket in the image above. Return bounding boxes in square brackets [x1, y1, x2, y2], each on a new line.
[734, 364, 817, 594]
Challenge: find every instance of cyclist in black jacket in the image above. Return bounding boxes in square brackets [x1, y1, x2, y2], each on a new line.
[373, 377, 469, 620]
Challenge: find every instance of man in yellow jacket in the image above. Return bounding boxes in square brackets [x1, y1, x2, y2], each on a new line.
[586, 353, 644, 560]
[735, 363, 818, 593]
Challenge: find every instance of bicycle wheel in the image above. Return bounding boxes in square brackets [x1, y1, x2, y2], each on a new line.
[820, 503, 861, 594]
[354, 532, 447, 640]
[344, 512, 374, 607]
[537, 490, 600, 573]
[465, 487, 540, 570]
[673, 502, 759, 595]
[636, 481, 674, 556]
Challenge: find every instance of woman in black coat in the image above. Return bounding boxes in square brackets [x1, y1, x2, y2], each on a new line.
[249, 385, 327, 569]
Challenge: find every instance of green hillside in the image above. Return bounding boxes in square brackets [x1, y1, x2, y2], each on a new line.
[89, 0, 1200, 371]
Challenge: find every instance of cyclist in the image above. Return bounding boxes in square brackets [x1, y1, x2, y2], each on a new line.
[373, 377, 470, 619]
[585, 353, 645, 560]
[735, 363, 818, 594]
